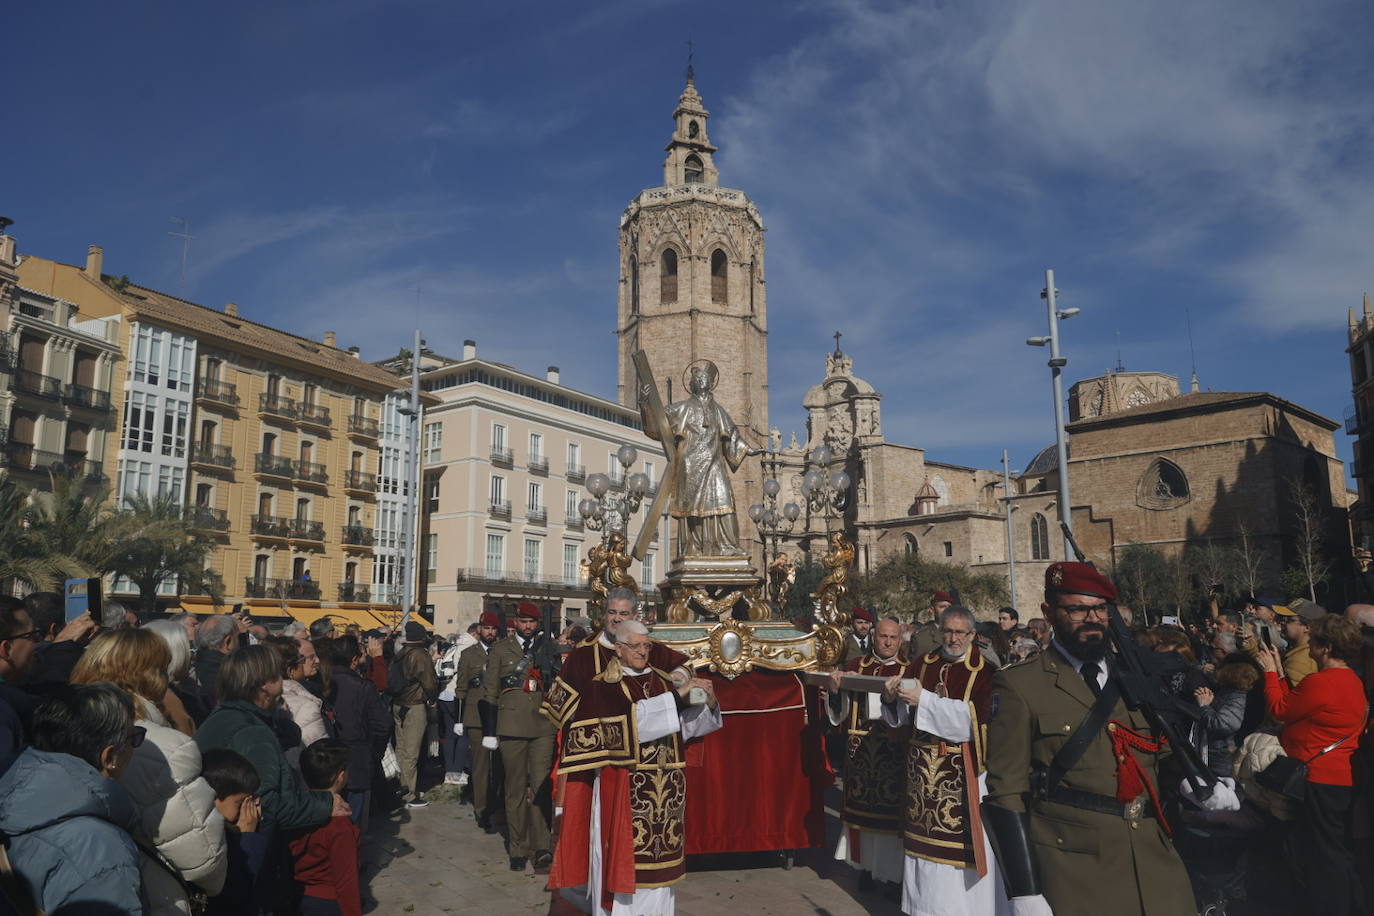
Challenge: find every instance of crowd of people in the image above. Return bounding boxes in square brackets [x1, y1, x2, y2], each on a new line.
[6, 567, 1374, 916]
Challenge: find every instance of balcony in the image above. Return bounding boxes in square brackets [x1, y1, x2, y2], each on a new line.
[4, 444, 103, 481]
[244, 577, 321, 601]
[197, 377, 239, 408]
[1346, 403, 1371, 436]
[342, 525, 375, 547]
[254, 453, 295, 479]
[297, 403, 331, 429]
[489, 499, 512, 520]
[0, 334, 13, 372]
[527, 506, 547, 526]
[566, 463, 586, 483]
[190, 442, 235, 470]
[607, 472, 626, 492]
[529, 455, 549, 476]
[338, 583, 371, 603]
[344, 470, 378, 493]
[1353, 458, 1374, 478]
[347, 414, 380, 438]
[288, 519, 326, 542]
[294, 460, 329, 487]
[250, 514, 291, 539]
[185, 506, 230, 532]
[491, 446, 514, 467]
[258, 393, 297, 421]
[565, 515, 584, 531]
[13, 369, 62, 400]
[64, 383, 112, 411]
[457, 567, 593, 590]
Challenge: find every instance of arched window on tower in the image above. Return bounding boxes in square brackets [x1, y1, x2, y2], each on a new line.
[629, 256, 639, 314]
[684, 154, 704, 184]
[660, 248, 678, 304]
[1030, 513, 1050, 560]
[711, 249, 727, 304]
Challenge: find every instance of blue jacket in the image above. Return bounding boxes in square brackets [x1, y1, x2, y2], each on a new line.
[0, 748, 143, 914]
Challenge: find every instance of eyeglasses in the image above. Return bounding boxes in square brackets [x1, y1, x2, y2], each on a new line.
[941, 628, 973, 637]
[621, 642, 652, 653]
[1054, 604, 1111, 621]
[3, 629, 39, 643]
[121, 726, 146, 751]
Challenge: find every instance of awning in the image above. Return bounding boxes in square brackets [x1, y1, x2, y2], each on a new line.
[240, 605, 292, 619]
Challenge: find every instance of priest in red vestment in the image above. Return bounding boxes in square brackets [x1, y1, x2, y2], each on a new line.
[543, 617, 721, 916]
[824, 615, 908, 888]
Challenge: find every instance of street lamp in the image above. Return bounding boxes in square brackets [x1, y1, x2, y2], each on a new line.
[1025, 268, 1076, 558]
[579, 444, 649, 541]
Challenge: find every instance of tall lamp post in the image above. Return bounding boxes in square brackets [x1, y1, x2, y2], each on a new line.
[748, 452, 802, 601]
[800, 445, 851, 532]
[578, 444, 650, 544]
[1025, 269, 1080, 559]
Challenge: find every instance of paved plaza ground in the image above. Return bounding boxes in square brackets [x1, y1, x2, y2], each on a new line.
[361, 781, 902, 916]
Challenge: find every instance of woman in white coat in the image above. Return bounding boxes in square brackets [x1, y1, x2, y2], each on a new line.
[71, 629, 228, 915]
[268, 635, 331, 747]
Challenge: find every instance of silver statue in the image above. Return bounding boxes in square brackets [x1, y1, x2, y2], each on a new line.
[640, 359, 760, 558]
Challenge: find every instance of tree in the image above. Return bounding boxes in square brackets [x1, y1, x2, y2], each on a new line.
[1114, 544, 1171, 624]
[0, 474, 62, 591]
[1232, 524, 1271, 600]
[1286, 478, 1331, 602]
[106, 493, 223, 613]
[27, 472, 120, 578]
[853, 553, 1009, 619]
[784, 557, 826, 625]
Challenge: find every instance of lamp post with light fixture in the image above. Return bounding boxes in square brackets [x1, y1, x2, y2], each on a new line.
[1025, 268, 1079, 559]
[578, 443, 650, 544]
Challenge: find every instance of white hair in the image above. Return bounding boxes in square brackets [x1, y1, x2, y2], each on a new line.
[144, 618, 192, 679]
[280, 621, 307, 638]
[615, 620, 651, 644]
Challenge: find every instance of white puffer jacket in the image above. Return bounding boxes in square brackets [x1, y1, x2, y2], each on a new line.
[120, 701, 228, 915]
[282, 678, 329, 747]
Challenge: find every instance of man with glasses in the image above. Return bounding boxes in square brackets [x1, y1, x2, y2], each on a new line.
[880, 605, 1001, 915]
[826, 616, 908, 894]
[983, 562, 1193, 916]
[0, 597, 41, 766]
[546, 620, 720, 915]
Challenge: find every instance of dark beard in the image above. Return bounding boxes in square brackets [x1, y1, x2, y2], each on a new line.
[1054, 618, 1108, 662]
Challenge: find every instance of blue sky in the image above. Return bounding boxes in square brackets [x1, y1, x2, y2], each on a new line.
[10, 0, 1374, 474]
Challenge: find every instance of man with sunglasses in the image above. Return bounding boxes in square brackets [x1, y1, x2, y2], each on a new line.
[983, 562, 1193, 916]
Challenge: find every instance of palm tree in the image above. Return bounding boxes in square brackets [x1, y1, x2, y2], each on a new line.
[0, 474, 63, 591]
[106, 492, 223, 614]
[27, 471, 118, 580]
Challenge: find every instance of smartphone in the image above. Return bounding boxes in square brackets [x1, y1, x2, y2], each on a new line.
[63, 577, 102, 623]
[1261, 626, 1274, 649]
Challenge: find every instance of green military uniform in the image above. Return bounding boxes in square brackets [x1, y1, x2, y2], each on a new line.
[455, 641, 497, 823]
[984, 562, 1194, 916]
[483, 631, 557, 861]
[908, 622, 939, 659]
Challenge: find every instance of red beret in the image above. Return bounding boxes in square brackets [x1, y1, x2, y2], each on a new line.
[516, 602, 541, 620]
[478, 611, 502, 628]
[851, 607, 873, 623]
[1045, 562, 1118, 602]
[931, 591, 953, 604]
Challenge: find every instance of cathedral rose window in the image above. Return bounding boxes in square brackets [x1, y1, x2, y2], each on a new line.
[1136, 457, 1190, 509]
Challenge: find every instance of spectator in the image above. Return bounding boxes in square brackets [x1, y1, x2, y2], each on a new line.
[389, 621, 437, 808]
[1245, 595, 1288, 651]
[103, 599, 143, 631]
[1026, 617, 1050, 650]
[0, 682, 143, 914]
[1193, 660, 1260, 779]
[290, 739, 363, 916]
[1258, 613, 1368, 914]
[281, 621, 307, 639]
[325, 635, 389, 830]
[309, 616, 337, 641]
[973, 620, 1006, 667]
[0, 597, 41, 766]
[1275, 602, 1320, 687]
[163, 612, 199, 646]
[266, 636, 329, 747]
[997, 607, 1019, 631]
[199, 748, 262, 916]
[195, 646, 346, 908]
[144, 618, 201, 734]
[193, 615, 238, 710]
[25, 590, 97, 684]
[70, 630, 227, 914]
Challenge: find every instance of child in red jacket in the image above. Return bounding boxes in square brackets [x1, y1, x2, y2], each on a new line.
[291, 739, 363, 916]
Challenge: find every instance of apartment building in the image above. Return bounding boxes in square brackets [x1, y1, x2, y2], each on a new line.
[17, 245, 417, 626]
[383, 341, 668, 633]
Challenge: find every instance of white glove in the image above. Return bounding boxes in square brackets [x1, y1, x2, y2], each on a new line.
[453, 723, 464, 737]
[481, 735, 499, 751]
[1011, 895, 1055, 916]
[1182, 776, 1241, 812]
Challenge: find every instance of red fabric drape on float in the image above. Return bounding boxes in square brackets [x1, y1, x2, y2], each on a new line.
[685, 671, 830, 854]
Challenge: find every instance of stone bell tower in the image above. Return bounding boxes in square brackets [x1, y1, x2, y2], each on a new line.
[616, 72, 770, 559]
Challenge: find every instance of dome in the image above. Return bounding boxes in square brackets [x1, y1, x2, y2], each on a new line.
[1022, 444, 1059, 477]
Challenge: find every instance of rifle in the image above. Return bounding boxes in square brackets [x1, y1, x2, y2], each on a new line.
[1059, 522, 1216, 801]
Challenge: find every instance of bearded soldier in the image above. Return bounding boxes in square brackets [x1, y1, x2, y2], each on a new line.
[882, 605, 1005, 916]
[825, 616, 909, 890]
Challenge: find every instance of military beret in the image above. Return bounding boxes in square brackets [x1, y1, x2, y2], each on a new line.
[932, 591, 954, 604]
[851, 606, 874, 623]
[516, 602, 541, 620]
[403, 620, 429, 643]
[1045, 561, 1118, 602]
[478, 611, 502, 627]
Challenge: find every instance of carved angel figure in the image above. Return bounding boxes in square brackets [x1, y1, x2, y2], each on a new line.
[584, 532, 639, 607]
[812, 532, 856, 625]
[767, 552, 796, 609]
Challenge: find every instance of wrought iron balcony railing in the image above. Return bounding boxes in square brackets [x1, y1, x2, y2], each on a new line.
[344, 470, 378, 492]
[4, 444, 103, 481]
[338, 583, 371, 603]
[288, 519, 326, 541]
[297, 403, 331, 427]
[259, 393, 297, 420]
[527, 506, 547, 525]
[13, 369, 62, 400]
[185, 506, 230, 531]
[250, 514, 291, 538]
[565, 515, 584, 531]
[347, 414, 380, 438]
[198, 377, 239, 407]
[295, 460, 329, 486]
[244, 577, 321, 600]
[342, 525, 375, 547]
[254, 454, 295, 478]
[64, 383, 112, 410]
[191, 442, 235, 469]
[490, 446, 514, 466]
[528, 455, 549, 475]
[489, 500, 512, 519]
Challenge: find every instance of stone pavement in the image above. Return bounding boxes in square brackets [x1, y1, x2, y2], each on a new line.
[361, 781, 904, 916]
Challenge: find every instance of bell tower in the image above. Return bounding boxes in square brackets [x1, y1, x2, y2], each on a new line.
[616, 72, 770, 558]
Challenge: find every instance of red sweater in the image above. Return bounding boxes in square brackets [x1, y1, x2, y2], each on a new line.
[289, 815, 362, 916]
[1263, 667, 1366, 786]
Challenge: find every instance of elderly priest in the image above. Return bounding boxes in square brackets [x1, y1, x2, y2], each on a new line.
[544, 620, 721, 915]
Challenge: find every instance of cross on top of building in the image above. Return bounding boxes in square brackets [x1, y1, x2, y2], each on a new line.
[833, 330, 843, 356]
